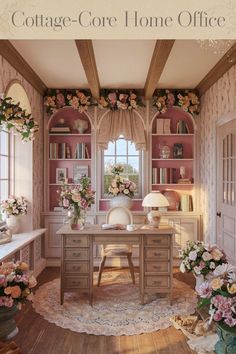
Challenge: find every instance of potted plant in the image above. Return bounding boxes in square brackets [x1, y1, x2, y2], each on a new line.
[0, 261, 37, 340]
[57, 176, 95, 230]
[107, 164, 137, 209]
[180, 240, 227, 291]
[0, 196, 28, 234]
[196, 264, 236, 353]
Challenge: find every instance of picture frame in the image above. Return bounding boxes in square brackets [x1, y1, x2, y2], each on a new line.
[173, 143, 184, 159]
[73, 165, 89, 184]
[56, 168, 67, 184]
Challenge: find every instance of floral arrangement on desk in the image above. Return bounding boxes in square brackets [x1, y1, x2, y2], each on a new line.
[0, 196, 28, 217]
[197, 264, 236, 328]
[153, 89, 200, 116]
[57, 176, 95, 212]
[180, 240, 227, 277]
[108, 164, 137, 198]
[44, 89, 92, 115]
[98, 90, 144, 111]
[0, 96, 39, 142]
[0, 261, 37, 309]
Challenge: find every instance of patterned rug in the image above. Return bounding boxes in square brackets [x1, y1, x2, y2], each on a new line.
[32, 271, 197, 336]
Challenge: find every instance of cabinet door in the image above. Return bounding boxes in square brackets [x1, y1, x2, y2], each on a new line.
[44, 217, 63, 258]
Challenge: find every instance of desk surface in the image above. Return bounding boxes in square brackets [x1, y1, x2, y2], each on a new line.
[56, 224, 175, 235]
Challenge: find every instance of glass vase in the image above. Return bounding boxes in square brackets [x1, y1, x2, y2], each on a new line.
[70, 207, 86, 230]
[215, 323, 236, 354]
[0, 305, 18, 340]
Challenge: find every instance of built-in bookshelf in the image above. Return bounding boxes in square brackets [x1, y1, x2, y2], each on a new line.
[45, 108, 92, 211]
[151, 107, 196, 212]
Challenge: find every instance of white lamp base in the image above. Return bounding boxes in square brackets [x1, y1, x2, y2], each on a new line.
[147, 210, 161, 228]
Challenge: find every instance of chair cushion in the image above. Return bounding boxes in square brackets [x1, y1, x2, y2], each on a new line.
[102, 244, 132, 257]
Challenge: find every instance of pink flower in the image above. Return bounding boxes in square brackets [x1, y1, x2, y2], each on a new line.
[56, 93, 65, 107]
[108, 92, 117, 105]
[202, 251, 212, 261]
[224, 317, 236, 327]
[213, 310, 223, 322]
[199, 261, 206, 269]
[119, 94, 128, 103]
[197, 281, 212, 298]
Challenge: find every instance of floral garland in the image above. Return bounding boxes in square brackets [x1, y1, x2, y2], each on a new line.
[98, 90, 144, 111]
[44, 89, 92, 115]
[0, 96, 39, 142]
[153, 89, 200, 116]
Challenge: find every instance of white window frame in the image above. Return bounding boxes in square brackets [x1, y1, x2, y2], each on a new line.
[101, 137, 143, 199]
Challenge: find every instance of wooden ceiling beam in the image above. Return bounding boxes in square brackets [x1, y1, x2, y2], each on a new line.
[0, 40, 47, 96]
[196, 43, 236, 96]
[75, 40, 100, 99]
[144, 40, 175, 99]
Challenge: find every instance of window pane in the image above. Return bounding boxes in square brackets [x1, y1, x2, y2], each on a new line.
[0, 180, 9, 200]
[128, 141, 138, 155]
[0, 156, 8, 179]
[116, 157, 127, 167]
[116, 139, 126, 156]
[104, 157, 115, 174]
[128, 157, 139, 174]
[104, 141, 115, 155]
[0, 131, 9, 156]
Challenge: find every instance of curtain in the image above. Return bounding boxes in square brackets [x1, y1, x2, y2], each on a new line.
[97, 110, 146, 150]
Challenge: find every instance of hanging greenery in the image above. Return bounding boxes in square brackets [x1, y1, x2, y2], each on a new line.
[44, 89, 92, 115]
[98, 89, 145, 111]
[152, 89, 200, 116]
[0, 96, 39, 142]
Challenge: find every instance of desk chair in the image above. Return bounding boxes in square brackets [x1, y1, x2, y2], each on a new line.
[97, 206, 135, 286]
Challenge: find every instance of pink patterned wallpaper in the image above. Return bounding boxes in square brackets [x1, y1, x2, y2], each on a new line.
[0, 55, 44, 229]
[199, 65, 236, 242]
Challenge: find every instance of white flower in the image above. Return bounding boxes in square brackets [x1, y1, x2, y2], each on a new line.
[213, 263, 236, 277]
[209, 262, 216, 269]
[202, 252, 212, 261]
[123, 189, 129, 195]
[194, 266, 202, 275]
[189, 250, 197, 261]
[180, 262, 186, 273]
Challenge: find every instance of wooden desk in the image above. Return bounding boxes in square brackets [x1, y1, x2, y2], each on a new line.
[56, 225, 175, 305]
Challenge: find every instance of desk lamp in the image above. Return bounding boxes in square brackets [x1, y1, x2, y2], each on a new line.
[142, 191, 169, 228]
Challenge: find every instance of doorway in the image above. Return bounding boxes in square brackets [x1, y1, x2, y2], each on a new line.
[216, 118, 236, 264]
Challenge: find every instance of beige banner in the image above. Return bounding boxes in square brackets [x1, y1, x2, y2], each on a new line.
[0, 0, 235, 39]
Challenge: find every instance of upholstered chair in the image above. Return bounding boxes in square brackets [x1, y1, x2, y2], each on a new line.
[97, 207, 135, 286]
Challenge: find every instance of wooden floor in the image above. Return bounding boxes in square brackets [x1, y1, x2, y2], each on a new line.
[13, 267, 196, 354]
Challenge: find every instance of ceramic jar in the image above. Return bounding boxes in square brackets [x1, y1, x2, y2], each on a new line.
[162, 190, 180, 211]
[110, 194, 132, 209]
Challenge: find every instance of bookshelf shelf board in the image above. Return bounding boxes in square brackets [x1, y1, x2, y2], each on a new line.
[49, 133, 91, 136]
[49, 158, 91, 161]
[152, 133, 194, 136]
[152, 158, 194, 161]
[152, 183, 194, 186]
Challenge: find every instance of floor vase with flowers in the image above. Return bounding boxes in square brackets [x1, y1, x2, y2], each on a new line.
[215, 323, 236, 354]
[0, 305, 18, 340]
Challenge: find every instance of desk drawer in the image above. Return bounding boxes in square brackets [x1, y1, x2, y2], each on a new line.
[145, 261, 170, 273]
[64, 248, 89, 260]
[144, 235, 170, 247]
[64, 276, 89, 289]
[64, 235, 89, 247]
[144, 248, 170, 260]
[94, 235, 140, 244]
[145, 276, 170, 288]
[63, 261, 89, 274]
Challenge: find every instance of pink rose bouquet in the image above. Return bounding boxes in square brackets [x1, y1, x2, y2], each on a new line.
[197, 264, 236, 328]
[180, 240, 227, 277]
[0, 261, 37, 309]
[108, 165, 137, 198]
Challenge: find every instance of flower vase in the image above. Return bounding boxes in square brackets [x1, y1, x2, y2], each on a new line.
[215, 323, 236, 354]
[194, 274, 205, 292]
[110, 195, 132, 209]
[0, 305, 18, 340]
[6, 216, 21, 234]
[70, 208, 86, 230]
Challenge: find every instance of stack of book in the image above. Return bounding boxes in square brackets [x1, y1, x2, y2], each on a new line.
[156, 118, 171, 134]
[50, 122, 71, 133]
[178, 178, 192, 184]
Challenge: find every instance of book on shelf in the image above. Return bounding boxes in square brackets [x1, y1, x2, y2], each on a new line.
[50, 126, 71, 133]
[156, 118, 171, 134]
[180, 194, 193, 212]
[53, 206, 64, 212]
[176, 120, 189, 134]
[49, 143, 71, 159]
[75, 143, 89, 159]
[178, 178, 192, 184]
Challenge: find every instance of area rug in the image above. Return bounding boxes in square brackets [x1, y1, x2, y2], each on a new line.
[32, 271, 197, 336]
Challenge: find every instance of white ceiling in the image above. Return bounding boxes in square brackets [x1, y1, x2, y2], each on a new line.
[11, 39, 234, 90]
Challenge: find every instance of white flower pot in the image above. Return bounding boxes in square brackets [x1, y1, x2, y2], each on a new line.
[6, 216, 22, 234]
[110, 195, 133, 209]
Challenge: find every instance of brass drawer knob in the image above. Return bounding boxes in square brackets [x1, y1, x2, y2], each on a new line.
[73, 239, 81, 243]
[73, 252, 81, 257]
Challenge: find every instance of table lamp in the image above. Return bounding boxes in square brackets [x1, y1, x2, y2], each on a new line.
[142, 191, 169, 228]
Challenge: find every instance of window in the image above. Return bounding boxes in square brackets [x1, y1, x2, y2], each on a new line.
[102, 137, 142, 198]
[0, 130, 10, 221]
